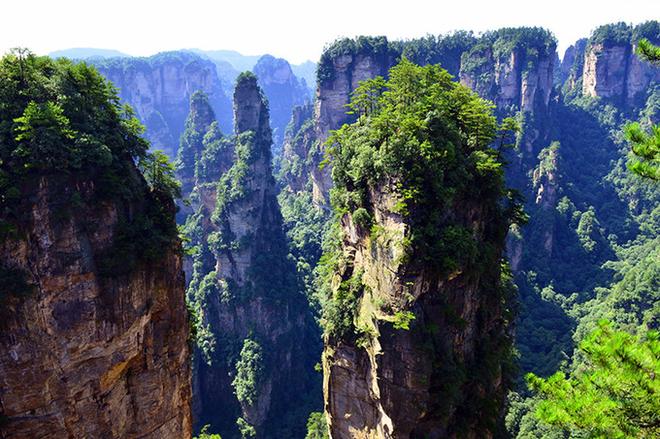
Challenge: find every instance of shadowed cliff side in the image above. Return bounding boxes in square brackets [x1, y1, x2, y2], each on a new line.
[181, 74, 320, 438]
[0, 51, 192, 438]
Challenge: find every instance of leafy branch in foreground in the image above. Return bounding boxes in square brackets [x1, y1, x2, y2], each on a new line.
[624, 38, 659, 181]
[527, 321, 660, 438]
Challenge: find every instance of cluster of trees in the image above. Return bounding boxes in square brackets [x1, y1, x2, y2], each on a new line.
[0, 49, 180, 279]
[515, 36, 660, 439]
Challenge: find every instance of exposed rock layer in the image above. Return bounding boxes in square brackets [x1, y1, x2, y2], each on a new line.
[0, 173, 192, 439]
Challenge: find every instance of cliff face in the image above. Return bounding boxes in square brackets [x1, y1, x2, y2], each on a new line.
[279, 103, 315, 194]
[458, 29, 556, 118]
[320, 62, 514, 438]
[0, 174, 191, 439]
[252, 55, 310, 150]
[95, 52, 233, 157]
[571, 22, 660, 106]
[0, 53, 192, 439]
[183, 74, 318, 438]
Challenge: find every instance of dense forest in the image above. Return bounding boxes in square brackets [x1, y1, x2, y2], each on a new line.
[0, 17, 658, 439]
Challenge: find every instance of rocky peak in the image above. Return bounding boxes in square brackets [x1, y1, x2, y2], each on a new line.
[251, 55, 310, 150]
[233, 72, 271, 144]
[184, 74, 319, 438]
[579, 21, 659, 106]
[0, 54, 191, 438]
[560, 38, 588, 93]
[94, 51, 232, 158]
[189, 90, 217, 131]
[253, 54, 296, 86]
[459, 28, 557, 113]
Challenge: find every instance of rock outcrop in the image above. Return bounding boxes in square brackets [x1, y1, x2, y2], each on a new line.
[458, 28, 556, 114]
[94, 51, 233, 157]
[320, 63, 515, 438]
[571, 22, 660, 106]
[252, 55, 311, 150]
[0, 176, 192, 439]
[0, 54, 192, 439]
[183, 73, 319, 438]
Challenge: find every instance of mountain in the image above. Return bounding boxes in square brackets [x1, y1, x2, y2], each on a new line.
[92, 51, 233, 158]
[0, 52, 191, 438]
[278, 22, 659, 438]
[49, 47, 130, 59]
[252, 54, 311, 150]
[320, 60, 519, 437]
[179, 75, 320, 438]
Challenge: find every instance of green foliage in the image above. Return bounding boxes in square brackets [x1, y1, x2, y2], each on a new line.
[236, 417, 256, 439]
[232, 337, 265, 406]
[317, 36, 393, 84]
[624, 122, 660, 181]
[589, 22, 633, 47]
[320, 267, 363, 339]
[305, 412, 329, 439]
[637, 39, 660, 63]
[194, 425, 222, 439]
[527, 322, 660, 438]
[213, 132, 258, 221]
[0, 50, 178, 274]
[392, 311, 415, 330]
[326, 59, 520, 270]
[139, 150, 182, 199]
[0, 49, 150, 202]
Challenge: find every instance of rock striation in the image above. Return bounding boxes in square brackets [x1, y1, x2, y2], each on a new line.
[182, 74, 319, 438]
[0, 168, 191, 439]
[94, 51, 233, 157]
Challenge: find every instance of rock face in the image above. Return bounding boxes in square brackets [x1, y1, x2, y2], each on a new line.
[560, 38, 587, 93]
[183, 74, 318, 438]
[458, 29, 556, 114]
[575, 22, 660, 106]
[94, 52, 233, 157]
[279, 103, 315, 194]
[252, 55, 311, 150]
[0, 173, 192, 438]
[320, 66, 514, 437]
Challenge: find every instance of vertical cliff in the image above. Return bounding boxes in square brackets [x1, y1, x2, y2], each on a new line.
[459, 28, 556, 115]
[183, 73, 319, 438]
[94, 51, 233, 157]
[575, 22, 660, 107]
[320, 61, 518, 438]
[0, 53, 191, 438]
[252, 55, 311, 150]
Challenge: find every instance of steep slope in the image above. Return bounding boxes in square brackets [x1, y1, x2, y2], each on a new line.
[276, 24, 659, 438]
[252, 54, 311, 151]
[181, 74, 319, 438]
[320, 60, 519, 438]
[580, 22, 660, 106]
[93, 51, 233, 157]
[0, 52, 191, 438]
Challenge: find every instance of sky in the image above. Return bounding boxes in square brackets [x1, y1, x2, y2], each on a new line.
[1, 0, 658, 64]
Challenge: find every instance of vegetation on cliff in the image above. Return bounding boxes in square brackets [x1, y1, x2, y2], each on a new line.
[321, 59, 523, 338]
[0, 49, 180, 278]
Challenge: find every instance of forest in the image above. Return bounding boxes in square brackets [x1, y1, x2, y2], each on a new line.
[0, 15, 658, 439]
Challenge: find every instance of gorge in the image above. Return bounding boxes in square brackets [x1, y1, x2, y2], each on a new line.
[0, 18, 658, 439]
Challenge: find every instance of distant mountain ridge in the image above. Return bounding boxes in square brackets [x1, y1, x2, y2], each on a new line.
[49, 47, 130, 59]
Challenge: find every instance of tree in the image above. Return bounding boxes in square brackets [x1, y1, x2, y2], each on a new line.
[527, 321, 660, 438]
[305, 412, 329, 439]
[624, 38, 660, 181]
[138, 150, 182, 199]
[194, 425, 222, 439]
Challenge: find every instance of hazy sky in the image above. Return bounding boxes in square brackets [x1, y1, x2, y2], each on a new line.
[2, 0, 658, 64]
